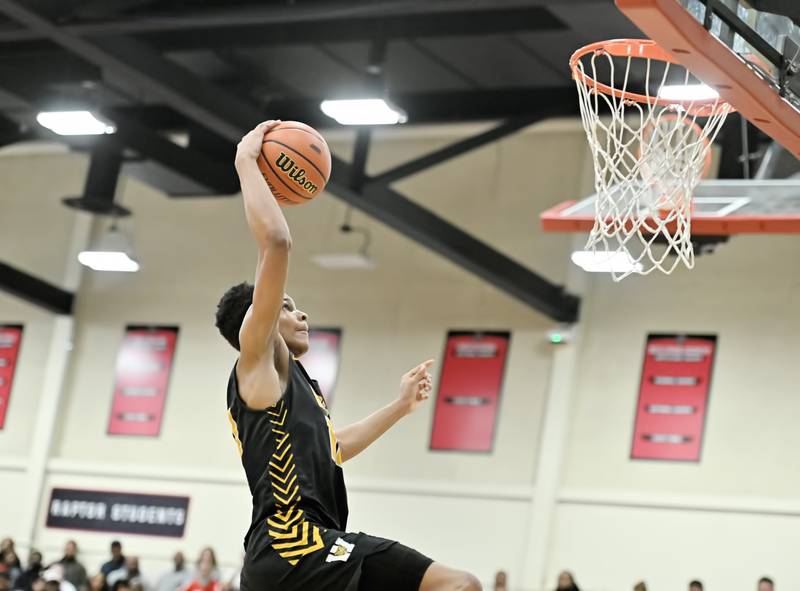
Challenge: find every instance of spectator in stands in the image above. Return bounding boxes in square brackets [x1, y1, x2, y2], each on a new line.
[88, 574, 106, 591]
[183, 549, 220, 591]
[41, 565, 74, 591]
[689, 581, 703, 591]
[556, 571, 580, 591]
[30, 578, 45, 591]
[3, 551, 21, 587]
[493, 571, 507, 591]
[1, 574, 11, 591]
[110, 581, 129, 591]
[100, 544, 124, 579]
[107, 558, 144, 591]
[57, 542, 87, 591]
[0, 542, 17, 567]
[13, 550, 44, 591]
[758, 577, 774, 591]
[1, 541, 18, 581]
[633, 582, 647, 591]
[155, 553, 188, 591]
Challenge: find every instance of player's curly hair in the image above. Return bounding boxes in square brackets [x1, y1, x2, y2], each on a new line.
[215, 282, 254, 351]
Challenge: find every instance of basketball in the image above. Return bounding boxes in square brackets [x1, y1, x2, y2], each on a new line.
[257, 121, 331, 206]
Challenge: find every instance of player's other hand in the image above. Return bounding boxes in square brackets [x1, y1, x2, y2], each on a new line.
[398, 359, 434, 416]
[235, 120, 281, 168]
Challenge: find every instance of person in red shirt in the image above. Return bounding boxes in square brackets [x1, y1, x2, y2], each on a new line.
[182, 550, 220, 591]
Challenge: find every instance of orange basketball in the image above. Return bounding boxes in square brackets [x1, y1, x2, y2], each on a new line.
[257, 121, 331, 206]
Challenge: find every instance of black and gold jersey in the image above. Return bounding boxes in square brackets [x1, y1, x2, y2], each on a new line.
[226, 356, 348, 566]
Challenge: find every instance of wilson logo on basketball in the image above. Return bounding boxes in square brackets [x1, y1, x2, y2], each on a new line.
[275, 152, 319, 194]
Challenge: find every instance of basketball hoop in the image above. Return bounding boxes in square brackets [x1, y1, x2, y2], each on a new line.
[571, 39, 734, 280]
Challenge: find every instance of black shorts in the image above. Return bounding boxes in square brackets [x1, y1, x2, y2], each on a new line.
[358, 539, 433, 591]
[241, 527, 433, 591]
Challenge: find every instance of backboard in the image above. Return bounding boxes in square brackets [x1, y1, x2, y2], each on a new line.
[541, 179, 800, 235]
[615, 0, 800, 159]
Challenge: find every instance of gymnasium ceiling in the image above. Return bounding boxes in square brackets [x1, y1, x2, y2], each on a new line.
[0, 0, 642, 128]
[0, 0, 773, 321]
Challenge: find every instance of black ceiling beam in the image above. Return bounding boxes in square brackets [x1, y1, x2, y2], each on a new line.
[0, 113, 30, 147]
[0, 0, 580, 321]
[0, 67, 239, 196]
[228, 88, 580, 128]
[0, 51, 100, 87]
[0, 2, 255, 139]
[10, 87, 581, 130]
[349, 128, 372, 192]
[368, 115, 544, 187]
[329, 163, 579, 322]
[262, 89, 580, 126]
[101, 108, 240, 195]
[0, 261, 74, 315]
[63, 140, 131, 216]
[124, 6, 567, 52]
[0, 1, 570, 45]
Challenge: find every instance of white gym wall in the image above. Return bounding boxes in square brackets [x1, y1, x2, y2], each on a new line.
[2, 122, 799, 590]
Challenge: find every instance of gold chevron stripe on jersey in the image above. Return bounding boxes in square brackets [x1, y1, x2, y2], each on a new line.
[226, 409, 243, 457]
[307, 382, 343, 466]
[265, 398, 324, 566]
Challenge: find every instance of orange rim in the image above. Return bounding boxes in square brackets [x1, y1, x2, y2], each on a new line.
[570, 39, 734, 117]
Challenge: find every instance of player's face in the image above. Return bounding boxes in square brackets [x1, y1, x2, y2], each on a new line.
[278, 294, 309, 356]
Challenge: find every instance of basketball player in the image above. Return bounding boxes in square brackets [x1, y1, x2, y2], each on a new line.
[215, 121, 482, 591]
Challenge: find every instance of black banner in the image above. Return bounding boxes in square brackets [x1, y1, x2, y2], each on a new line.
[46, 488, 190, 537]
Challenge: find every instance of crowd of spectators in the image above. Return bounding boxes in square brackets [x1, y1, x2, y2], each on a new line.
[548, 571, 777, 591]
[0, 538, 238, 591]
[2, 537, 779, 591]
[491, 569, 777, 591]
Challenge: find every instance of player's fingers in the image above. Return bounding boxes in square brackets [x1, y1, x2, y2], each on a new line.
[410, 359, 434, 377]
[263, 119, 282, 132]
[413, 372, 429, 386]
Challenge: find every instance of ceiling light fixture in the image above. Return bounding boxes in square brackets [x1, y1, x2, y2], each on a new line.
[78, 224, 139, 272]
[36, 111, 116, 136]
[658, 83, 719, 101]
[320, 98, 407, 125]
[571, 250, 643, 274]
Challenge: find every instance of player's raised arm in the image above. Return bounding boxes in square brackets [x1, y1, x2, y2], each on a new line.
[235, 121, 291, 381]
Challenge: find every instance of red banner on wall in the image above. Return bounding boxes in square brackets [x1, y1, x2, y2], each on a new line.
[107, 326, 179, 437]
[631, 334, 717, 462]
[430, 331, 510, 452]
[300, 328, 341, 407]
[0, 325, 23, 430]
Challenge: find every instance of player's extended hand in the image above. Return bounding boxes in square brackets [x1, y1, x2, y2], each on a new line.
[397, 359, 434, 415]
[235, 120, 281, 167]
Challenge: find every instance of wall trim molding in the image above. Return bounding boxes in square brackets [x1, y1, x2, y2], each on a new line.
[559, 487, 800, 518]
[46, 459, 534, 501]
[0, 457, 28, 472]
[47, 459, 246, 486]
[46, 462, 800, 517]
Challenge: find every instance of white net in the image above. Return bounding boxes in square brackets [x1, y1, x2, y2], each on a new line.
[573, 42, 733, 280]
